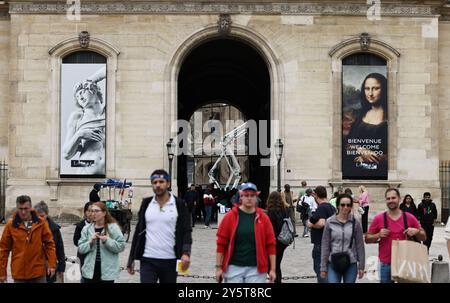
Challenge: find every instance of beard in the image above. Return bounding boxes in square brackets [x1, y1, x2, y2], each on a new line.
[154, 187, 167, 197]
[387, 202, 398, 210]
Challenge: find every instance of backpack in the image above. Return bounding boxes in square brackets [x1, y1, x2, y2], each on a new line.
[277, 211, 295, 247]
[383, 211, 408, 229]
[296, 196, 309, 214]
[383, 211, 419, 242]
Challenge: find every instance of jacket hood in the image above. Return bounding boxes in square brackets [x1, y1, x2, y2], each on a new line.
[12, 210, 41, 228]
[46, 217, 60, 231]
[327, 213, 356, 224]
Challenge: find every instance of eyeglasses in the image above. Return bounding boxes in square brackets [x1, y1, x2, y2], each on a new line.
[339, 203, 352, 208]
[91, 209, 103, 213]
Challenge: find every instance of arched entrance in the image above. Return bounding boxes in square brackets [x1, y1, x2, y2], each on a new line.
[177, 38, 271, 201]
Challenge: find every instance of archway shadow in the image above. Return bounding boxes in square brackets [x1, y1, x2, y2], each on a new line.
[177, 38, 271, 204]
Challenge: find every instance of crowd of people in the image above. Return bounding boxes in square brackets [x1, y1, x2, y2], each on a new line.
[0, 173, 449, 284]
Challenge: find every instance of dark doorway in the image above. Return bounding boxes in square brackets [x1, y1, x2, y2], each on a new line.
[177, 38, 271, 203]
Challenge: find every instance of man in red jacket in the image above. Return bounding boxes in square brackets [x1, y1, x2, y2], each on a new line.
[215, 182, 276, 283]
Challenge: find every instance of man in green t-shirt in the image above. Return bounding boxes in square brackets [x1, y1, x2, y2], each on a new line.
[297, 181, 308, 202]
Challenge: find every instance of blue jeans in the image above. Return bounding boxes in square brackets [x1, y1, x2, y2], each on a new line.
[312, 244, 327, 283]
[327, 263, 358, 283]
[204, 205, 213, 226]
[224, 265, 266, 283]
[302, 217, 310, 236]
[380, 262, 394, 283]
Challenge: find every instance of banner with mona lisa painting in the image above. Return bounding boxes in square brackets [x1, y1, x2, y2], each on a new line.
[342, 65, 388, 180]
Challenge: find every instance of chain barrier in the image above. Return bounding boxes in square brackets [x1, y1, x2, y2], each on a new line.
[65, 256, 379, 281]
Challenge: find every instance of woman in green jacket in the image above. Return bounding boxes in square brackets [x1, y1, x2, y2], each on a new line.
[78, 202, 125, 283]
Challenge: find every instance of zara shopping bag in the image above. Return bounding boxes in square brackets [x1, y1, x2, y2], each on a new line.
[391, 240, 431, 283]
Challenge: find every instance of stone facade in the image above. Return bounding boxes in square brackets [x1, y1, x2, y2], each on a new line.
[0, 0, 449, 219]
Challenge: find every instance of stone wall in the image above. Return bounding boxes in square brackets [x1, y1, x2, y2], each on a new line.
[439, 22, 450, 162]
[1, 12, 445, 219]
[0, 18, 9, 160]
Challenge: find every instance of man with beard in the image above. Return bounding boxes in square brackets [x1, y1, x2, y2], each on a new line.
[365, 188, 426, 283]
[417, 192, 438, 251]
[127, 169, 192, 283]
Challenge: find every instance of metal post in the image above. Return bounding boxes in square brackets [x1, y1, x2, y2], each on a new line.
[169, 158, 173, 191]
[277, 158, 281, 192]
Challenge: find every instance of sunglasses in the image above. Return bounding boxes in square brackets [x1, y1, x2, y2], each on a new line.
[339, 203, 352, 208]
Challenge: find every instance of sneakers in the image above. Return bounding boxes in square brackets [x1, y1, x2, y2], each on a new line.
[204, 225, 210, 229]
[303, 234, 309, 238]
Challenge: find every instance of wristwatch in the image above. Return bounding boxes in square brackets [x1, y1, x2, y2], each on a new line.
[215, 265, 222, 269]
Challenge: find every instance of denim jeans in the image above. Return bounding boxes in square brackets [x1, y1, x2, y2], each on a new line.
[327, 262, 358, 283]
[204, 205, 213, 226]
[224, 265, 266, 283]
[302, 217, 310, 236]
[312, 244, 327, 283]
[379, 262, 394, 283]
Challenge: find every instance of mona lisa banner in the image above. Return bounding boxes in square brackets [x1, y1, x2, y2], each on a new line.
[60, 64, 106, 177]
[342, 65, 387, 180]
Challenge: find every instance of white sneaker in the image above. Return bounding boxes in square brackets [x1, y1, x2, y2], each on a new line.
[204, 225, 209, 229]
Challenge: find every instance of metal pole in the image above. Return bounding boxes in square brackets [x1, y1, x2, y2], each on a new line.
[169, 158, 173, 191]
[277, 158, 281, 192]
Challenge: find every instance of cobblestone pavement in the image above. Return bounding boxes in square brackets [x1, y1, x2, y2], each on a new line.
[0, 222, 448, 283]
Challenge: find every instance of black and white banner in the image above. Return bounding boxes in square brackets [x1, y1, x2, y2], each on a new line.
[60, 64, 106, 177]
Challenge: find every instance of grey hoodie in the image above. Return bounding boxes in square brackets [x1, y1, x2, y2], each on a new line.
[320, 214, 365, 272]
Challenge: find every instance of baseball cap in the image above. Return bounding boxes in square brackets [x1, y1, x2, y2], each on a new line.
[305, 188, 313, 194]
[240, 182, 258, 192]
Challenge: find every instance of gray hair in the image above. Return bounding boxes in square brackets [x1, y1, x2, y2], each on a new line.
[34, 200, 49, 215]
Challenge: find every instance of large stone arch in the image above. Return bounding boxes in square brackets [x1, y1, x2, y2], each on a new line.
[164, 24, 286, 192]
[329, 34, 401, 184]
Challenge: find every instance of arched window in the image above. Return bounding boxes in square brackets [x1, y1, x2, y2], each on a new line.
[341, 53, 388, 180]
[62, 51, 107, 64]
[60, 50, 107, 177]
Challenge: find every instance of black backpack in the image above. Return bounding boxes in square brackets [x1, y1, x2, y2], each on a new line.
[383, 211, 419, 242]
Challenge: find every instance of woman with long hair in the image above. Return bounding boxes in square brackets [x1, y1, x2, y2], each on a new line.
[78, 202, 125, 283]
[344, 73, 388, 177]
[266, 191, 290, 283]
[400, 194, 419, 219]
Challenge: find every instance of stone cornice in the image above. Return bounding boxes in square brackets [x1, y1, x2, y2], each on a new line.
[7, 1, 443, 17]
[329, 35, 401, 58]
[0, 1, 8, 19]
[440, 4, 450, 21]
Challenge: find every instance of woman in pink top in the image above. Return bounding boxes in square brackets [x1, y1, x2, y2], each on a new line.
[358, 186, 370, 233]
